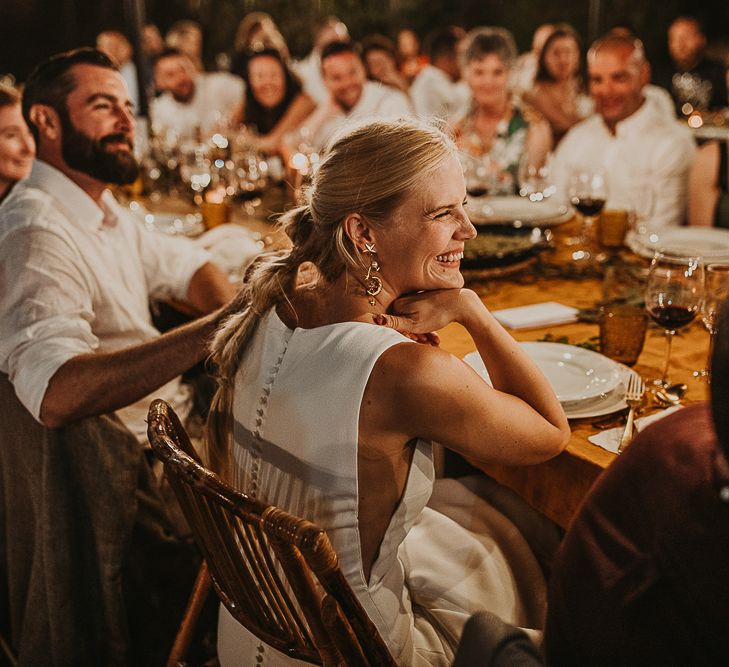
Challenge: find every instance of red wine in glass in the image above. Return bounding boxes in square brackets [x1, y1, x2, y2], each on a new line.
[571, 197, 606, 218]
[647, 304, 697, 330]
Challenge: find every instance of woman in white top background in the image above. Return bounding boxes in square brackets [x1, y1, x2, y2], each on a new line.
[207, 118, 569, 665]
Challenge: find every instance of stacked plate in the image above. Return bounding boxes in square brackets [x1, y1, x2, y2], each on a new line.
[628, 227, 729, 262]
[464, 342, 630, 419]
[466, 195, 573, 227]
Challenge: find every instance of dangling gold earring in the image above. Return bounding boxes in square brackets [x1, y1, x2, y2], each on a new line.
[362, 242, 382, 306]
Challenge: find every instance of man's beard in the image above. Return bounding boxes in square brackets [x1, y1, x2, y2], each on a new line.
[59, 110, 139, 185]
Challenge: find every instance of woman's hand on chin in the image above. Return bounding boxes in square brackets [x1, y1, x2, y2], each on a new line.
[376, 288, 486, 335]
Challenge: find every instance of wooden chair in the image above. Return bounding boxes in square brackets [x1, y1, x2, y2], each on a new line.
[147, 399, 397, 667]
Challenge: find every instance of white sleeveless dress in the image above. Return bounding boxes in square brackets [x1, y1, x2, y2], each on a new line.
[217, 309, 548, 666]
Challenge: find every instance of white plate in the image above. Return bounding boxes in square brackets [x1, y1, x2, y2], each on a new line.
[628, 227, 729, 262]
[140, 211, 206, 237]
[463, 342, 622, 403]
[466, 195, 574, 227]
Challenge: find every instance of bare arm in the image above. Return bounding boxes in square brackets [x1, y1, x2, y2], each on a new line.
[186, 261, 237, 314]
[39, 307, 227, 428]
[525, 116, 553, 169]
[258, 93, 318, 153]
[688, 142, 720, 227]
[367, 289, 570, 467]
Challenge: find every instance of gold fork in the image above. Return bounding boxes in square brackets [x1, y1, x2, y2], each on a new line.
[617, 372, 645, 454]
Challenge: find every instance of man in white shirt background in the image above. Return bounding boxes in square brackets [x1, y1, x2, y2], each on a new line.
[150, 47, 244, 137]
[302, 40, 413, 148]
[552, 34, 696, 229]
[410, 26, 470, 122]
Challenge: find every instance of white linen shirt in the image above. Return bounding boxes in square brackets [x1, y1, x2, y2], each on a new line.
[312, 81, 413, 148]
[0, 160, 210, 439]
[150, 71, 244, 138]
[551, 99, 696, 228]
[410, 65, 470, 122]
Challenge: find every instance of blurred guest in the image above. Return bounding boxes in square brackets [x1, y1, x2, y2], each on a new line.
[234, 48, 315, 153]
[0, 84, 34, 203]
[293, 16, 349, 105]
[361, 34, 409, 94]
[546, 298, 729, 666]
[151, 48, 244, 138]
[397, 28, 427, 82]
[522, 24, 592, 144]
[455, 28, 552, 194]
[688, 140, 729, 227]
[552, 35, 695, 228]
[230, 12, 289, 79]
[301, 41, 412, 148]
[512, 23, 554, 96]
[96, 30, 140, 113]
[165, 19, 204, 72]
[410, 26, 470, 121]
[142, 23, 164, 58]
[655, 16, 728, 114]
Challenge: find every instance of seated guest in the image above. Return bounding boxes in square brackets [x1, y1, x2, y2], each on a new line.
[293, 16, 350, 105]
[142, 23, 164, 59]
[0, 47, 236, 662]
[522, 24, 593, 144]
[410, 26, 471, 122]
[454, 28, 552, 194]
[551, 35, 695, 229]
[0, 84, 34, 203]
[655, 16, 728, 115]
[230, 12, 290, 79]
[151, 48, 244, 138]
[209, 117, 570, 665]
[300, 41, 412, 149]
[96, 30, 140, 113]
[165, 19, 204, 71]
[511, 23, 555, 97]
[546, 298, 729, 665]
[361, 34, 410, 94]
[688, 140, 729, 227]
[234, 48, 315, 153]
[397, 28, 428, 83]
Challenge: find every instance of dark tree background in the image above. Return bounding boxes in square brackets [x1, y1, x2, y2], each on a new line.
[2, 0, 728, 81]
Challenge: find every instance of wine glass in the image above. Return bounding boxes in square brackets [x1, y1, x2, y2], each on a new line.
[695, 263, 729, 381]
[518, 154, 555, 202]
[460, 153, 493, 199]
[567, 166, 607, 248]
[644, 251, 703, 387]
[627, 184, 655, 237]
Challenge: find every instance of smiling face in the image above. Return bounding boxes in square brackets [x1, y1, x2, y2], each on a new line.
[544, 35, 580, 82]
[248, 55, 286, 108]
[588, 45, 647, 129]
[0, 103, 35, 188]
[322, 52, 366, 111]
[464, 54, 510, 109]
[371, 155, 475, 295]
[58, 63, 138, 184]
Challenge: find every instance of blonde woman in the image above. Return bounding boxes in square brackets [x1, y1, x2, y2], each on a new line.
[0, 84, 34, 203]
[209, 118, 569, 665]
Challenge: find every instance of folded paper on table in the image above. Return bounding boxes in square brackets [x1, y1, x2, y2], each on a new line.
[588, 405, 683, 454]
[492, 302, 580, 330]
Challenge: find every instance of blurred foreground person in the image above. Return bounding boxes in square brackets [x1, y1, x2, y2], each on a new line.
[546, 298, 729, 665]
[0, 84, 34, 203]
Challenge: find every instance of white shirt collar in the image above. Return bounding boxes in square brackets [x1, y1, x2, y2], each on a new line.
[601, 96, 656, 138]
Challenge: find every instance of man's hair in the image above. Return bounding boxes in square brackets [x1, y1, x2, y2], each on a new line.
[320, 40, 361, 65]
[152, 47, 187, 69]
[0, 83, 21, 108]
[712, 298, 729, 459]
[671, 15, 706, 36]
[424, 27, 460, 63]
[588, 34, 646, 66]
[22, 47, 117, 143]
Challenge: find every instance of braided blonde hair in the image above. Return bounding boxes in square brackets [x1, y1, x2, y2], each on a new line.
[206, 117, 456, 477]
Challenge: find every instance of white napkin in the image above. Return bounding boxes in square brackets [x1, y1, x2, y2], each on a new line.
[492, 302, 579, 330]
[588, 405, 684, 454]
[194, 224, 263, 279]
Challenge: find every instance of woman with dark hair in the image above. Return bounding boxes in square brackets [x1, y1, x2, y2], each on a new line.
[522, 24, 592, 144]
[0, 84, 34, 203]
[362, 34, 410, 94]
[234, 48, 315, 153]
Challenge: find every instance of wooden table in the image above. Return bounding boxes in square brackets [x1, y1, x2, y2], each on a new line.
[438, 224, 710, 528]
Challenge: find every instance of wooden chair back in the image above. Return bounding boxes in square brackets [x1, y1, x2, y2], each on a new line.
[147, 400, 397, 667]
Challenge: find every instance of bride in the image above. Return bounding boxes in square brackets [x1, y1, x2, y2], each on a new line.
[207, 117, 570, 666]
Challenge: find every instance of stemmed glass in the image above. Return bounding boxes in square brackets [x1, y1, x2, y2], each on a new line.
[567, 165, 607, 249]
[518, 154, 555, 202]
[627, 184, 655, 237]
[695, 263, 729, 381]
[644, 251, 704, 387]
